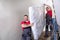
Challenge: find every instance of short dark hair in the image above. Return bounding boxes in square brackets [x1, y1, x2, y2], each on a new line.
[24, 15, 28, 17]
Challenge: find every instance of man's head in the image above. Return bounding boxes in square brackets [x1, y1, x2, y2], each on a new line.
[24, 15, 28, 21]
[46, 7, 49, 11]
[46, 7, 51, 11]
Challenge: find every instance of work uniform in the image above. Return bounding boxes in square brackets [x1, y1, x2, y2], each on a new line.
[21, 21, 31, 40]
[45, 10, 53, 36]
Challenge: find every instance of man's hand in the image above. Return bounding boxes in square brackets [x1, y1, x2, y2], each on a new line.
[28, 23, 34, 26]
[43, 4, 52, 10]
[43, 4, 50, 7]
[21, 23, 34, 28]
[21, 24, 28, 27]
[43, 4, 46, 6]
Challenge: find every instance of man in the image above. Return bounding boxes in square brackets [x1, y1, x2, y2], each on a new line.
[21, 15, 33, 40]
[44, 4, 53, 37]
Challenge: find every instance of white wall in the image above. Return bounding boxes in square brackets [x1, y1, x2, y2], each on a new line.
[0, 0, 32, 40]
[54, 0, 60, 36]
[54, 0, 60, 26]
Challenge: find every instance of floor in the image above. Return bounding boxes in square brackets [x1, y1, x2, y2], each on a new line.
[31, 31, 51, 40]
[39, 31, 51, 40]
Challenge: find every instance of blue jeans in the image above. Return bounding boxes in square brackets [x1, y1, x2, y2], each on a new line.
[22, 27, 31, 40]
[45, 14, 53, 36]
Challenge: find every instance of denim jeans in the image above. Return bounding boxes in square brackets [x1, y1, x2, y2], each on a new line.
[22, 27, 31, 40]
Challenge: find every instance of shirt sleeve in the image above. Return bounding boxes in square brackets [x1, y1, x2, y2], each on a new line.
[28, 21, 30, 24]
[21, 21, 24, 24]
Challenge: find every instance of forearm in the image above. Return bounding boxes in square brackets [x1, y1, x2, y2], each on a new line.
[22, 24, 31, 28]
[25, 23, 34, 27]
[23, 25, 29, 27]
[28, 23, 34, 26]
[21, 23, 34, 28]
[44, 4, 50, 8]
[43, 4, 49, 6]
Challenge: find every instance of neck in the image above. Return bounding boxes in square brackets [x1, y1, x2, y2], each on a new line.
[24, 20, 28, 21]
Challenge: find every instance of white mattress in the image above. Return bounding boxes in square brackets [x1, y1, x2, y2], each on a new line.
[29, 6, 46, 39]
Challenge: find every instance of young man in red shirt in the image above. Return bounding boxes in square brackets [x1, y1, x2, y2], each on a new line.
[44, 4, 53, 37]
[21, 15, 33, 40]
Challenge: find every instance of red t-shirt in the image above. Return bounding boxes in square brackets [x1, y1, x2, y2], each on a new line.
[21, 21, 30, 30]
[47, 10, 52, 17]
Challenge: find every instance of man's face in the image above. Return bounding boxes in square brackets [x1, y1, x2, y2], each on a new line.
[46, 7, 51, 11]
[46, 7, 49, 11]
[24, 16, 28, 21]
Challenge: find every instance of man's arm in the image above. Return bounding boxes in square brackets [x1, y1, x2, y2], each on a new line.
[44, 4, 50, 7]
[21, 23, 34, 28]
[21, 24, 29, 28]
[43, 4, 52, 10]
[28, 23, 34, 26]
